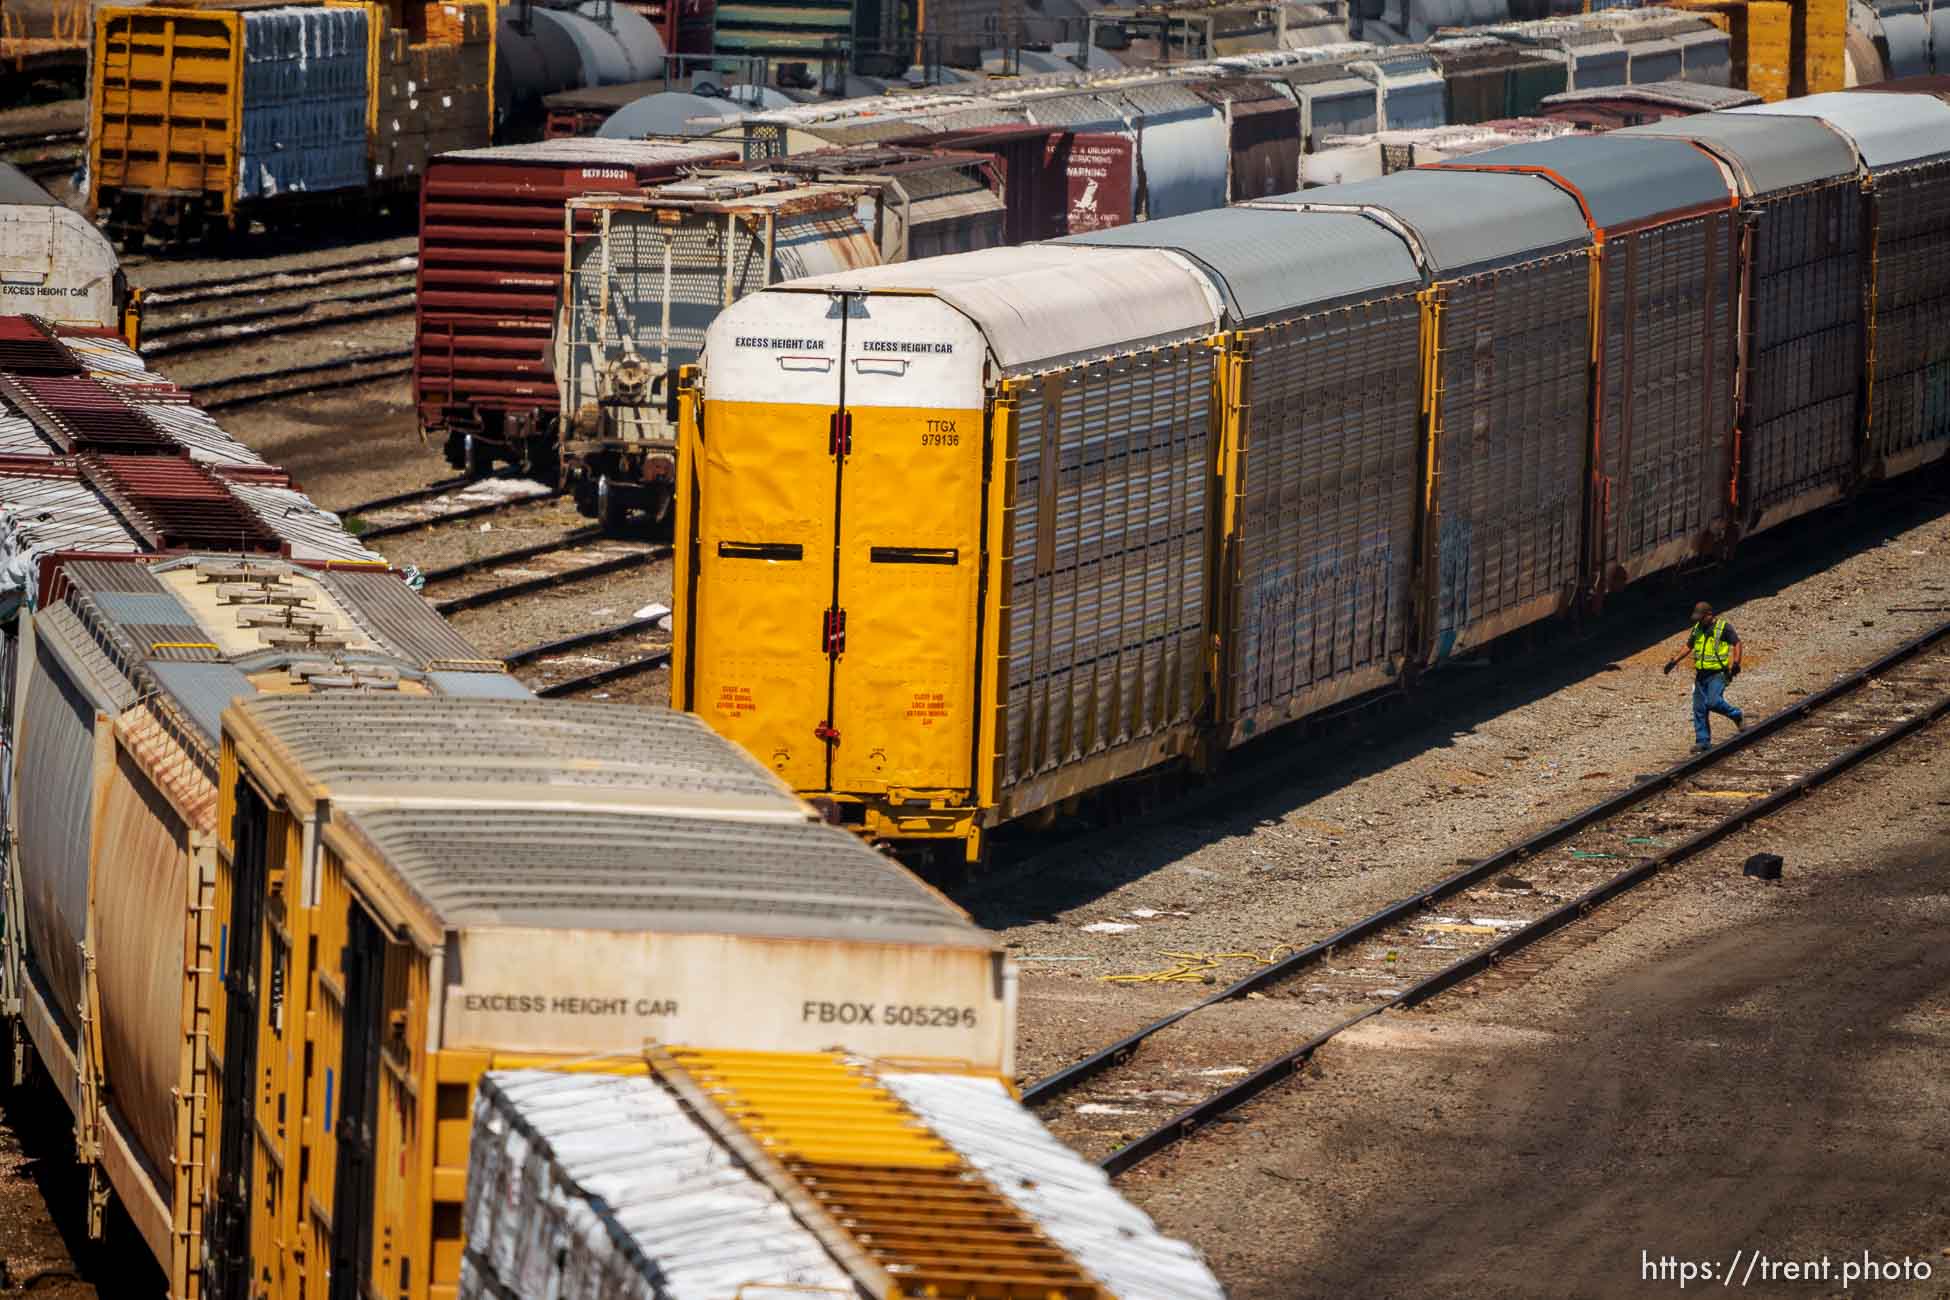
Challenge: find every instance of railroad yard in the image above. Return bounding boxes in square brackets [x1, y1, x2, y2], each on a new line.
[3, 167, 1946, 1293]
[5, 34, 1950, 1300]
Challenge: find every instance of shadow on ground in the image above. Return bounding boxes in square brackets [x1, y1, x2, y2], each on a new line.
[961, 473, 1950, 931]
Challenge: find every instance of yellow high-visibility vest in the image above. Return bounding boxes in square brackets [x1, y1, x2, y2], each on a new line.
[1692, 618, 1732, 672]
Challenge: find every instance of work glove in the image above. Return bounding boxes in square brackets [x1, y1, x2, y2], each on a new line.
[1663, 660, 1675, 676]
[1729, 663, 1741, 679]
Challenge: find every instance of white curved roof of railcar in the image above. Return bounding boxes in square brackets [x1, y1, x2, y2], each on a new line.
[1731, 90, 1950, 171]
[779, 244, 1225, 375]
[0, 167, 123, 332]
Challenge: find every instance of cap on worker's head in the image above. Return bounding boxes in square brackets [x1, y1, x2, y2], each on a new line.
[1692, 601, 1713, 620]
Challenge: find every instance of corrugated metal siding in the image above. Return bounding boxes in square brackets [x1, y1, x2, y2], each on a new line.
[126, 399, 269, 468]
[1743, 177, 1863, 526]
[1001, 343, 1211, 794]
[220, 480, 385, 563]
[905, 186, 1007, 260]
[1229, 294, 1421, 743]
[144, 661, 256, 745]
[68, 578, 218, 665]
[1061, 207, 1422, 327]
[1597, 211, 1739, 587]
[50, 333, 147, 382]
[52, 557, 171, 595]
[16, 610, 114, 1029]
[340, 805, 981, 940]
[93, 737, 191, 1183]
[1863, 156, 1950, 474]
[240, 696, 797, 794]
[312, 568, 500, 668]
[0, 627, 15, 828]
[1430, 253, 1591, 660]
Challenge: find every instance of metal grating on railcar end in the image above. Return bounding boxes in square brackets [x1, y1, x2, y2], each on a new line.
[78, 453, 286, 554]
[2, 374, 176, 453]
[0, 317, 82, 376]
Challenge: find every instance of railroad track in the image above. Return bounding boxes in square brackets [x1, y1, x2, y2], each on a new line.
[348, 481, 559, 539]
[424, 533, 668, 616]
[191, 348, 414, 411]
[139, 284, 415, 357]
[331, 477, 472, 519]
[141, 253, 417, 309]
[1025, 616, 1950, 1176]
[504, 617, 671, 698]
[0, 126, 82, 181]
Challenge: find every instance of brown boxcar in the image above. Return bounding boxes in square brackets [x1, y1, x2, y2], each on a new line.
[413, 137, 735, 477]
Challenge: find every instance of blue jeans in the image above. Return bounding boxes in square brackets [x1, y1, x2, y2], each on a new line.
[1692, 671, 1742, 746]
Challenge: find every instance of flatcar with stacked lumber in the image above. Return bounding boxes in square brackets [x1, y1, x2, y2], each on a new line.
[670, 83, 1950, 865]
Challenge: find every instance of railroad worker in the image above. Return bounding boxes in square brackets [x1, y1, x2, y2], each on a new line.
[1663, 601, 1744, 752]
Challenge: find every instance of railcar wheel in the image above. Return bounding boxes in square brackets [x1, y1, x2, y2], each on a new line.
[597, 475, 626, 534]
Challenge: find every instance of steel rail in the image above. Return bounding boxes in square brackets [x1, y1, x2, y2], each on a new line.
[141, 283, 414, 340]
[0, 127, 83, 150]
[1089, 615, 1950, 1176]
[193, 348, 414, 406]
[143, 256, 416, 308]
[139, 300, 414, 358]
[16, 152, 79, 179]
[197, 359, 414, 411]
[433, 546, 665, 615]
[328, 475, 471, 519]
[1024, 614, 1950, 1111]
[503, 615, 666, 668]
[354, 491, 559, 541]
[535, 650, 671, 698]
[419, 528, 604, 584]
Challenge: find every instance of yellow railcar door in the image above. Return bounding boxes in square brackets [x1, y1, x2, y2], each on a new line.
[692, 291, 846, 790]
[829, 294, 989, 796]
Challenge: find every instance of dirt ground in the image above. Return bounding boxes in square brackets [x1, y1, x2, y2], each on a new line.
[1119, 710, 1950, 1298]
[979, 482, 1950, 1088]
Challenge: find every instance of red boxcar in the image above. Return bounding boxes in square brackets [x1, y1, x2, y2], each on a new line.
[414, 137, 736, 477]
